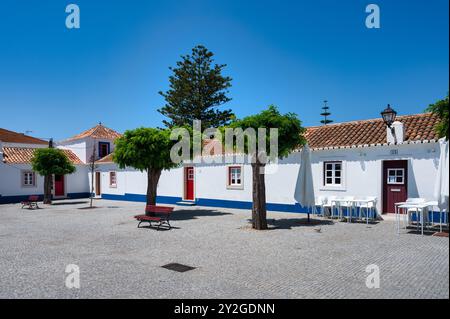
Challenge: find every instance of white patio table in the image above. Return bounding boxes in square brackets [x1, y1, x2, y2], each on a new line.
[351, 199, 377, 225]
[395, 202, 432, 236]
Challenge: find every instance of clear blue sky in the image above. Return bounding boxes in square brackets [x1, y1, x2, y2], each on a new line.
[0, 0, 448, 140]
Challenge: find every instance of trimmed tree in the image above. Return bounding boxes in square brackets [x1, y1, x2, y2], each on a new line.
[31, 148, 76, 204]
[113, 127, 179, 209]
[158, 45, 234, 129]
[227, 106, 306, 230]
[427, 94, 449, 139]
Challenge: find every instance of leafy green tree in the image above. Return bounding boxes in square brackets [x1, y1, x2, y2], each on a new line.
[31, 148, 76, 204]
[225, 106, 306, 230]
[158, 45, 234, 129]
[427, 94, 449, 139]
[113, 127, 180, 208]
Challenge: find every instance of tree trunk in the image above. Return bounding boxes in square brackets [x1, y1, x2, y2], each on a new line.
[146, 168, 162, 215]
[43, 175, 52, 204]
[251, 160, 268, 230]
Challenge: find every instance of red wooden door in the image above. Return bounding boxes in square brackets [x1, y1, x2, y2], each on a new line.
[382, 160, 407, 214]
[54, 175, 65, 197]
[184, 167, 194, 200]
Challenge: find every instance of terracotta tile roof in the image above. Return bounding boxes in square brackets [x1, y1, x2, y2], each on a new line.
[96, 153, 114, 164]
[0, 128, 47, 145]
[65, 124, 122, 141]
[305, 113, 439, 149]
[201, 113, 440, 154]
[2, 147, 83, 165]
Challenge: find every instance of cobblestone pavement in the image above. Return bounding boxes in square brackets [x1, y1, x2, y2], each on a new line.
[0, 199, 448, 299]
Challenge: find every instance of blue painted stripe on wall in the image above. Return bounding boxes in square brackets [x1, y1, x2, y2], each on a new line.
[101, 193, 310, 214]
[0, 192, 90, 204]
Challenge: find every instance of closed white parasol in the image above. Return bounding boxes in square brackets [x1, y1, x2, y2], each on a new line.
[434, 138, 449, 212]
[294, 144, 315, 221]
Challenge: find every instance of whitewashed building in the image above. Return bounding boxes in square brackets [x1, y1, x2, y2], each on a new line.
[0, 128, 89, 203]
[94, 112, 442, 216]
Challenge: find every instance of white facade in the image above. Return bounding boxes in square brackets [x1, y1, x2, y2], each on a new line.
[96, 141, 440, 215]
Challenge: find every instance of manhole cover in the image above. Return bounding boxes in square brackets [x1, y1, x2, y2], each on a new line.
[161, 263, 196, 272]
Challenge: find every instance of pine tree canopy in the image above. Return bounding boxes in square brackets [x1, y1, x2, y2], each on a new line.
[158, 45, 234, 129]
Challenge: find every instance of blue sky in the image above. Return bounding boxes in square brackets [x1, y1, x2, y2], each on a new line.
[0, 0, 448, 140]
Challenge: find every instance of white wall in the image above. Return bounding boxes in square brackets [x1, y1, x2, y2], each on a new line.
[58, 139, 87, 164]
[58, 137, 116, 164]
[0, 163, 44, 196]
[96, 142, 440, 214]
[0, 162, 89, 198]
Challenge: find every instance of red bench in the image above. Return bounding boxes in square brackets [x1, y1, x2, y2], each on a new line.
[134, 205, 174, 230]
[21, 195, 40, 209]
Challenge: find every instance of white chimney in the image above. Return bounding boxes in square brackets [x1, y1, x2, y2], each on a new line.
[386, 121, 404, 144]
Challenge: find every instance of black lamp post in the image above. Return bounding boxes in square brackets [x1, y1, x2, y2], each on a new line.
[381, 104, 397, 128]
[381, 104, 397, 143]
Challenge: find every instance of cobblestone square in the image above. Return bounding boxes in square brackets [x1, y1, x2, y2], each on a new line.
[0, 199, 448, 298]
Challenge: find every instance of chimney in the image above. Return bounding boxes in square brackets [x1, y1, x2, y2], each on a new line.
[386, 121, 404, 144]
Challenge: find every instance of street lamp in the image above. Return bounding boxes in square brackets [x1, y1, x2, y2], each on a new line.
[381, 104, 398, 143]
[381, 104, 397, 128]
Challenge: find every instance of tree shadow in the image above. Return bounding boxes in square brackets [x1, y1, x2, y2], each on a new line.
[169, 209, 232, 221]
[51, 201, 89, 206]
[262, 217, 335, 230]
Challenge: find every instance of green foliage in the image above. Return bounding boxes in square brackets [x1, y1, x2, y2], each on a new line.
[31, 148, 76, 176]
[158, 45, 234, 129]
[426, 94, 449, 139]
[113, 127, 180, 171]
[226, 105, 306, 159]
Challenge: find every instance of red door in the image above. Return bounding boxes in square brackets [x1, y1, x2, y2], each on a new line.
[184, 167, 194, 200]
[382, 160, 407, 214]
[54, 175, 65, 197]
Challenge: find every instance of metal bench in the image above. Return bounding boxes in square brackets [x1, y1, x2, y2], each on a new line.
[21, 195, 40, 209]
[134, 205, 174, 230]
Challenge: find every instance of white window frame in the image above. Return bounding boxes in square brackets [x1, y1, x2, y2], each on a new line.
[319, 160, 347, 191]
[22, 170, 36, 187]
[109, 171, 117, 188]
[227, 165, 244, 190]
[387, 168, 405, 185]
[324, 161, 343, 186]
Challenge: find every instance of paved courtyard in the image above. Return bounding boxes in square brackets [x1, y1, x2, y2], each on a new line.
[0, 199, 448, 299]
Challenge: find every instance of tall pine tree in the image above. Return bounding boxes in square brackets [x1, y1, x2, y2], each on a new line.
[158, 45, 234, 129]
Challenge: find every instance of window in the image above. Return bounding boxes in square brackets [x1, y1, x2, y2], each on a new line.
[99, 142, 110, 158]
[323, 161, 342, 186]
[387, 168, 404, 184]
[228, 166, 242, 187]
[109, 171, 117, 187]
[22, 171, 35, 187]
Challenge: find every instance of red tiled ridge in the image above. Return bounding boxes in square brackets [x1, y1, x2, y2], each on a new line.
[2, 147, 83, 165]
[65, 124, 122, 141]
[0, 128, 47, 145]
[96, 153, 114, 164]
[304, 113, 439, 149]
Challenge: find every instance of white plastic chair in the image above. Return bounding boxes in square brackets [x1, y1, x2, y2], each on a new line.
[335, 196, 354, 220]
[322, 196, 337, 218]
[313, 197, 325, 217]
[404, 198, 427, 229]
[355, 196, 377, 224]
